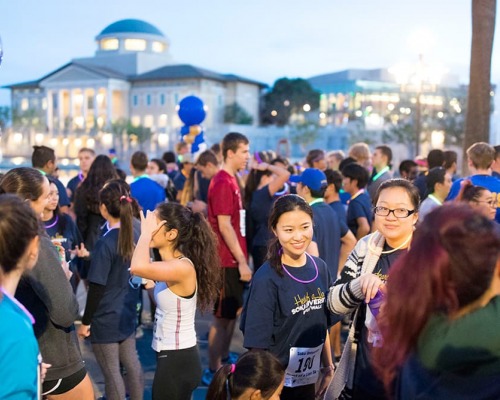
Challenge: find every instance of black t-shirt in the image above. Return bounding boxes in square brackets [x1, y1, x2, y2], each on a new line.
[240, 256, 334, 367]
[87, 228, 140, 343]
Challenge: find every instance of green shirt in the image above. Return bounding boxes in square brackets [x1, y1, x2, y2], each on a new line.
[417, 295, 500, 376]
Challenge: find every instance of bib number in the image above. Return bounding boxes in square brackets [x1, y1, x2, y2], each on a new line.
[239, 209, 246, 237]
[284, 344, 323, 387]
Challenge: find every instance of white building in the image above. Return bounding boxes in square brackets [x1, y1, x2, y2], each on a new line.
[5, 19, 265, 157]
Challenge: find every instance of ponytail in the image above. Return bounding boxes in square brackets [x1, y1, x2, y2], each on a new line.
[206, 351, 284, 400]
[266, 237, 284, 276]
[118, 196, 135, 260]
[99, 180, 136, 260]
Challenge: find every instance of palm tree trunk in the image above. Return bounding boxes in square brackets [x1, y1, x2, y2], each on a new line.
[463, 0, 496, 173]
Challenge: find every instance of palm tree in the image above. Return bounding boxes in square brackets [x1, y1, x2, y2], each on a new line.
[463, 0, 496, 171]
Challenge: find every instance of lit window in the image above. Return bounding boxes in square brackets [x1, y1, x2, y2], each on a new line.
[100, 38, 119, 51]
[131, 116, 141, 127]
[42, 98, 47, 110]
[124, 39, 146, 51]
[158, 114, 167, 127]
[144, 115, 154, 128]
[152, 41, 165, 53]
[21, 98, 29, 111]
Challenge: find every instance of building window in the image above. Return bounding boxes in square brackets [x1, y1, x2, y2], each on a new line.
[42, 98, 47, 110]
[124, 39, 146, 51]
[152, 41, 165, 53]
[131, 116, 141, 127]
[144, 115, 154, 128]
[133, 95, 139, 107]
[160, 93, 165, 106]
[174, 93, 179, 105]
[52, 93, 58, 109]
[146, 94, 151, 106]
[21, 98, 29, 111]
[100, 38, 119, 51]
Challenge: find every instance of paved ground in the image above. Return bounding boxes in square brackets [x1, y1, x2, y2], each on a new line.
[77, 287, 246, 400]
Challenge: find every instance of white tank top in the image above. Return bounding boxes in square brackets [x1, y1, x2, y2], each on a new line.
[152, 257, 197, 351]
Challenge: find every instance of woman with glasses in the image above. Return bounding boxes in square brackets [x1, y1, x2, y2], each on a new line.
[325, 179, 419, 400]
[456, 180, 497, 220]
[77, 180, 144, 400]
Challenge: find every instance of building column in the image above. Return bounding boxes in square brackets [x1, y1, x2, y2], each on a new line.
[58, 90, 64, 132]
[81, 88, 87, 131]
[106, 87, 113, 127]
[68, 89, 74, 134]
[46, 90, 53, 133]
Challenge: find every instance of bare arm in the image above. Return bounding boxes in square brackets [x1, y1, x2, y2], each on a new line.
[339, 230, 356, 275]
[355, 217, 371, 240]
[218, 215, 252, 281]
[252, 162, 290, 196]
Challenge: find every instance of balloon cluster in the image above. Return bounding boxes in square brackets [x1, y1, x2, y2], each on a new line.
[177, 96, 207, 153]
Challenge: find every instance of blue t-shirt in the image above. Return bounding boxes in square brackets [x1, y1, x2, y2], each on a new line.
[250, 185, 275, 248]
[347, 193, 373, 237]
[173, 171, 187, 191]
[329, 200, 348, 233]
[240, 256, 333, 367]
[446, 174, 500, 223]
[130, 176, 166, 212]
[67, 174, 83, 202]
[312, 201, 347, 277]
[87, 228, 140, 343]
[0, 293, 39, 400]
[54, 177, 70, 207]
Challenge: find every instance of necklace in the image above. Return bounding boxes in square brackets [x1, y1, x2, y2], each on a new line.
[44, 214, 59, 229]
[367, 231, 413, 254]
[282, 253, 318, 284]
[78, 171, 84, 181]
[274, 182, 289, 197]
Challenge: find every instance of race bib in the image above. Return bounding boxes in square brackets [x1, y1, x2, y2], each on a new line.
[284, 344, 323, 387]
[239, 209, 246, 237]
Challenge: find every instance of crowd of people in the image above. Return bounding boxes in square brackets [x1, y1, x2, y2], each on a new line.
[0, 136, 499, 400]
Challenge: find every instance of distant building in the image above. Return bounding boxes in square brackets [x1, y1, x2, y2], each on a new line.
[5, 19, 265, 157]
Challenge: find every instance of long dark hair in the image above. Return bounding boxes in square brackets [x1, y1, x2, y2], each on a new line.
[0, 194, 40, 275]
[206, 351, 284, 400]
[99, 179, 136, 260]
[373, 204, 500, 393]
[77, 155, 118, 213]
[46, 178, 67, 236]
[266, 194, 313, 276]
[155, 202, 221, 311]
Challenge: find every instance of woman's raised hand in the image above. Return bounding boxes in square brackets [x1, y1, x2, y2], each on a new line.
[140, 210, 167, 237]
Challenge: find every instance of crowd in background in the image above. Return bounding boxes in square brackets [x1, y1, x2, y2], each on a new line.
[0, 136, 499, 400]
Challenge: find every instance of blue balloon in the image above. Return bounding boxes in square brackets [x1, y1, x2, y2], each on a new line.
[193, 131, 204, 146]
[178, 96, 206, 126]
[180, 125, 190, 135]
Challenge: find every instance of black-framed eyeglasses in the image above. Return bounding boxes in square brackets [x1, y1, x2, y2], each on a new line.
[373, 206, 416, 218]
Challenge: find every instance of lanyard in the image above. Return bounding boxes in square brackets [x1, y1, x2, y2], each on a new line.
[348, 189, 365, 203]
[427, 194, 442, 206]
[372, 166, 390, 182]
[309, 198, 324, 206]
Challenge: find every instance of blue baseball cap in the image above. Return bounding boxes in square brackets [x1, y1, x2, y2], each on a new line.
[290, 168, 327, 191]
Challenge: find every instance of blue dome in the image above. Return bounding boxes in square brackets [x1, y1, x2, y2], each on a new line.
[99, 19, 164, 37]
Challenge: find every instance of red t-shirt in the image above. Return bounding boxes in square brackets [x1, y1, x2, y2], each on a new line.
[208, 170, 247, 268]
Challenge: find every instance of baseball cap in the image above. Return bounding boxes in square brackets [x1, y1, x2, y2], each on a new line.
[290, 168, 327, 191]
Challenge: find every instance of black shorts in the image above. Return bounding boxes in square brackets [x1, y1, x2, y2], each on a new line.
[42, 367, 87, 396]
[214, 267, 244, 320]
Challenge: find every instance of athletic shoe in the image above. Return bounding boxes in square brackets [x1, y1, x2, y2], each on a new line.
[222, 351, 239, 364]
